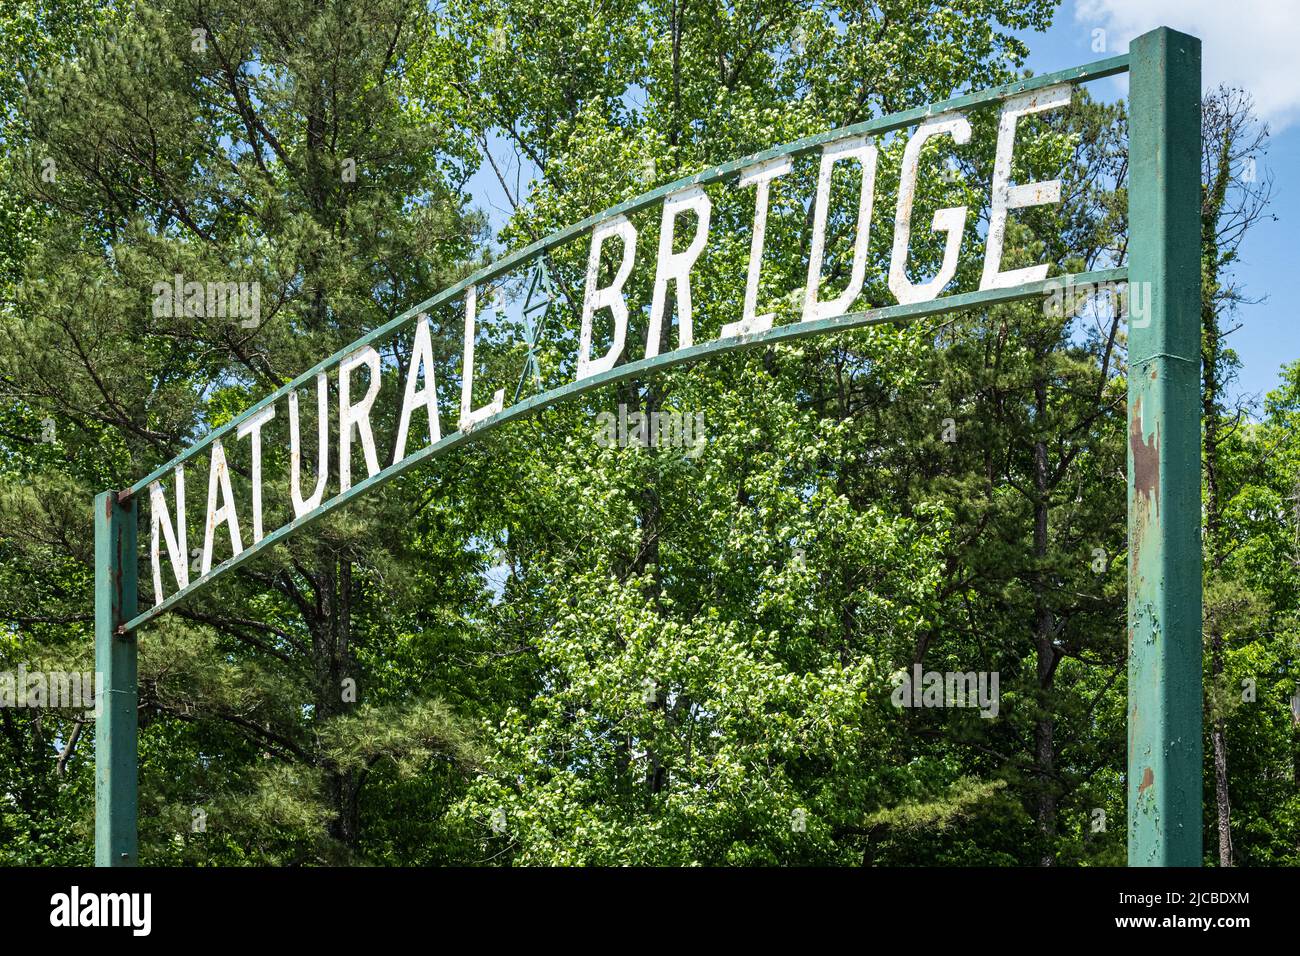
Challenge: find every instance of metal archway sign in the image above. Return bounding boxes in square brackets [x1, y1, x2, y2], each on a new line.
[94, 27, 1201, 867]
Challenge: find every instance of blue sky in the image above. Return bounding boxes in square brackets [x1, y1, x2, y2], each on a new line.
[1023, 0, 1300, 406]
[465, 0, 1299, 407]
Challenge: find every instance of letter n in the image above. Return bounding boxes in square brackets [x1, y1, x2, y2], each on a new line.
[150, 466, 189, 604]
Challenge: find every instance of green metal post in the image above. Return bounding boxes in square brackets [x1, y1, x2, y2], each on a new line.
[1126, 27, 1203, 866]
[95, 490, 138, 866]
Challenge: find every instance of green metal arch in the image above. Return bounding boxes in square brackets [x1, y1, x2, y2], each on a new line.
[102, 34, 1213, 872]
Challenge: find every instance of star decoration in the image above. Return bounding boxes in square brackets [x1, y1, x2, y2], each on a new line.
[514, 257, 556, 402]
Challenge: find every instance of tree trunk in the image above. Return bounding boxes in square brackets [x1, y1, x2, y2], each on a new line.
[1202, 125, 1234, 866]
[309, 554, 361, 851]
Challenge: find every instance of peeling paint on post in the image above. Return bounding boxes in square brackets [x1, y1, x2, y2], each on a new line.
[95, 490, 138, 866]
[1127, 27, 1203, 867]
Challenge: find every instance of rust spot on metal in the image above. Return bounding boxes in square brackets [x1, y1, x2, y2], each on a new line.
[1129, 397, 1160, 580]
[1129, 401, 1160, 510]
[1138, 766, 1154, 796]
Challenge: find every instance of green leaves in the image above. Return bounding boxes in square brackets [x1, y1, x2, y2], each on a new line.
[1, 0, 1293, 869]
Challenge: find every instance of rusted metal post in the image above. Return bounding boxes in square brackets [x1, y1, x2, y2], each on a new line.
[1126, 26, 1203, 866]
[95, 490, 138, 866]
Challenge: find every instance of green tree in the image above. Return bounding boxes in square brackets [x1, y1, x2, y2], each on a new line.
[1198, 85, 1277, 866]
[1, 0, 484, 863]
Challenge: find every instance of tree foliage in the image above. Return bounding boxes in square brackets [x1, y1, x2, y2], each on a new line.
[1, 0, 1296, 867]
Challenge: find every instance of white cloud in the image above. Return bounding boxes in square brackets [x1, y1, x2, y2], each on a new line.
[1075, 0, 1300, 129]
